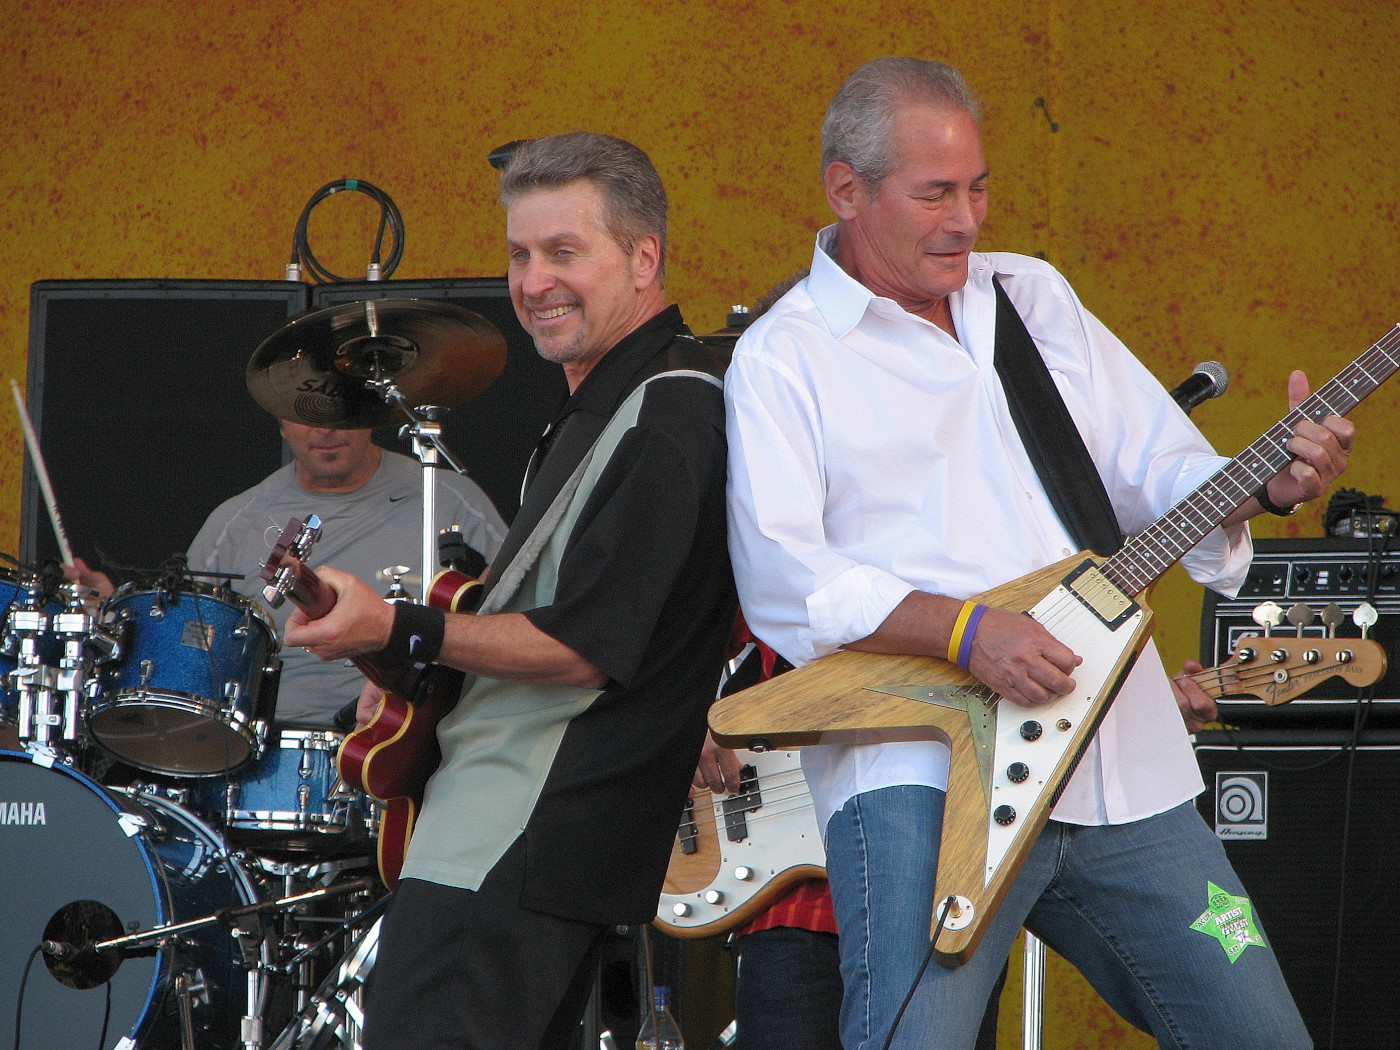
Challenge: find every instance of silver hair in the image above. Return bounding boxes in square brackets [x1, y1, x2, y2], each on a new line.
[499, 131, 668, 280]
[821, 57, 982, 192]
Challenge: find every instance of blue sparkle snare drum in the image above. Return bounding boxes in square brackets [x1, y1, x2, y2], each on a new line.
[88, 582, 280, 776]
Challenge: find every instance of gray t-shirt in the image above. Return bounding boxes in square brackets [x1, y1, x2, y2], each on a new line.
[186, 450, 506, 725]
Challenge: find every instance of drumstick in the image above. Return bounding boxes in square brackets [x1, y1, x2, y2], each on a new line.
[10, 378, 75, 565]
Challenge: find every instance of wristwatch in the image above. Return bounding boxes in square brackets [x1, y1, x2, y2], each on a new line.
[1254, 482, 1302, 517]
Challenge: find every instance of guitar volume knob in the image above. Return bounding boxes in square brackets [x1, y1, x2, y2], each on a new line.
[994, 805, 1017, 826]
[1019, 720, 1042, 741]
[671, 902, 692, 918]
[734, 866, 754, 882]
[704, 890, 725, 905]
[1006, 762, 1030, 784]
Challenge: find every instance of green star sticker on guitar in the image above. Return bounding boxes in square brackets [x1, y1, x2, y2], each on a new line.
[1190, 881, 1267, 963]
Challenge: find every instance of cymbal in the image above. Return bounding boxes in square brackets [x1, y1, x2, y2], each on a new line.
[247, 298, 508, 428]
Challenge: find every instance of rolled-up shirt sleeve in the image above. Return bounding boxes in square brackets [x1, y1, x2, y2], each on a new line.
[725, 349, 915, 666]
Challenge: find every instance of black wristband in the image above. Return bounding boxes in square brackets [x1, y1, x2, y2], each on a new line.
[387, 601, 446, 666]
[1254, 482, 1301, 517]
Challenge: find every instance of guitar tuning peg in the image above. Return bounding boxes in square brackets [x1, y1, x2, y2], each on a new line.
[1252, 600, 1285, 636]
[1353, 601, 1379, 639]
[1286, 602, 1315, 637]
[1320, 603, 1345, 638]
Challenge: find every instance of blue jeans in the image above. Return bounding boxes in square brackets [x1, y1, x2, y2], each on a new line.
[824, 786, 1311, 1050]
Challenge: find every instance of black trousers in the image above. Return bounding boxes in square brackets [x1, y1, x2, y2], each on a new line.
[362, 838, 609, 1050]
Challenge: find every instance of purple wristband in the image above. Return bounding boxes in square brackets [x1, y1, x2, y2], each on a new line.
[957, 604, 987, 671]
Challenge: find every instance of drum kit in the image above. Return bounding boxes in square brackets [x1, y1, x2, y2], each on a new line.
[2, 298, 508, 1050]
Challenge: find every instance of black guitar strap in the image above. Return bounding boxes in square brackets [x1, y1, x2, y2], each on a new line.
[991, 274, 1123, 556]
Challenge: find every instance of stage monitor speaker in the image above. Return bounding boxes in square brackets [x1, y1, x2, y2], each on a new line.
[1201, 537, 1400, 727]
[311, 279, 565, 523]
[1194, 731, 1400, 1048]
[22, 280, 308, 575]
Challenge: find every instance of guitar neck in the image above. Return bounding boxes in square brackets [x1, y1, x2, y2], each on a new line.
[283, 564, 423, 699]
[1102, 326, 1400, 597]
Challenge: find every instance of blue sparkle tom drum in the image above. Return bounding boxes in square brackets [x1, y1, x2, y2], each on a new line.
[88, 583, 280, 776]
[195, 727, 373, 857]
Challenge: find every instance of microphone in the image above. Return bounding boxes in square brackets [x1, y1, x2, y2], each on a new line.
[1170, 361, 1229, 415]
[40, 939, 83, 961]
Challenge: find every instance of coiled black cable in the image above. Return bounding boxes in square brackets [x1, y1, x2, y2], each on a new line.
[290, 178, 405, 283]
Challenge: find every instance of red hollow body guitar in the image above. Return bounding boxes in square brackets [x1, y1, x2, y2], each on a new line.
[260, 516, 481, 888]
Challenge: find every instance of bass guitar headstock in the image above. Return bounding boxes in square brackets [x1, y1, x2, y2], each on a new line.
[1213, 634, 1388, 706]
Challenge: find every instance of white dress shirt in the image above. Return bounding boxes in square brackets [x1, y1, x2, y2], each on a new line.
[725, 226, 1253, 832]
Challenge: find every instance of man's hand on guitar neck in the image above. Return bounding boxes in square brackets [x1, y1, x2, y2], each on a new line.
[1223, 369, 1356, 528]
[1171, 658, 1218, 734]
[285, 565, 396, 660]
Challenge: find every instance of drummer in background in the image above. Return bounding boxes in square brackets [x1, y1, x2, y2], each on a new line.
[68, 416, 505, 729]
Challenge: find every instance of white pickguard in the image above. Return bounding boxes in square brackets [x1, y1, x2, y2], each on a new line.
[984, 583, 1146, 883]
[656, 749, 826, 933]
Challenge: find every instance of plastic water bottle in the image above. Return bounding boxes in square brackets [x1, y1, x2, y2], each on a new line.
[635, 985, 684, 1050]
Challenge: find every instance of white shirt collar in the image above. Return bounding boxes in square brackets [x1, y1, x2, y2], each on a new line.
[809, 224, 994, 339]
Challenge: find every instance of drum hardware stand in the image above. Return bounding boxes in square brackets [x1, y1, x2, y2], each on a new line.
[267, 911, 385, 1050]
[1022, 930, 1046, 1050]
[254, 856, 378, 1014]
[174, 968, 211, 1050]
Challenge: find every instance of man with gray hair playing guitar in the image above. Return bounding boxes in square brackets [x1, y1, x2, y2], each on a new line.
[287, 131, 736, 1050]
[721, 57, 1366, 1050]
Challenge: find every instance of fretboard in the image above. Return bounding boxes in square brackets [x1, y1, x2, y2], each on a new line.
[1100, 324, 1400, 597]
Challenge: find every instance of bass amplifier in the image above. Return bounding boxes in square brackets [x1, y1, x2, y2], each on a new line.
[1200, 537, 1400, 727]
[1194, 730, 1400, 1048]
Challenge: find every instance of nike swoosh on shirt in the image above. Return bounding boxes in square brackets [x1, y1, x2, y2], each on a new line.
[389, 495, 410, 502]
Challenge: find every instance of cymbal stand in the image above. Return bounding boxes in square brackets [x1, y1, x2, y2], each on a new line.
[367, 373, 469, 602]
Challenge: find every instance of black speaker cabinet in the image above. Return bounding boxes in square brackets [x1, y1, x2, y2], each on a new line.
[22, 280, 308, 574]
[311, 278, 566, 522]
[1201, 537, 1400, 727]
[1194, 731, 1400, 1048]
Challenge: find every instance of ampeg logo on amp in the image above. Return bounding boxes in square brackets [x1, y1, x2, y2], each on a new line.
[1201, 538, 1400, 726]
[1212, 772, 1268, 839]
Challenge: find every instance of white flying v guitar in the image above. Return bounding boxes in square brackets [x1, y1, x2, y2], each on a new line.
[710, 326, 1400, 967]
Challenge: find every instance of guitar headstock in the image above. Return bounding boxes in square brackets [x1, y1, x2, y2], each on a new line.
[1216, 634, 1388, 706]
[260, 514, 324, 610]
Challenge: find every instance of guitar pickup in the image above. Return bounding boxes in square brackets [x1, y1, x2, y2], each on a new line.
[721, 764, 762, 842]
[677, 797, 699, 855]
[1062, 561, 1139, 631]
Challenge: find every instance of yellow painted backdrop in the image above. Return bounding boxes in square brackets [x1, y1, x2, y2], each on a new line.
[3, 1, 1398, 1045]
